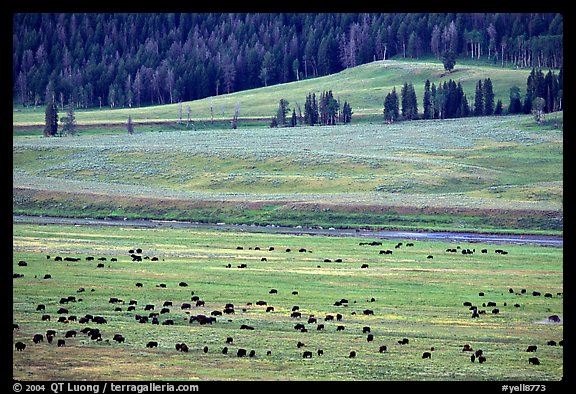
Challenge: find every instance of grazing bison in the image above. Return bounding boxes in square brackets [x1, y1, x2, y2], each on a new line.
[65, 330, 77, 338]
[367, 334, 374, 342]
[379, 345, 387, 353]
[529, 357, 540, 365]
[303, 351, 313, 358]
[226, 337, 234, 344]
[478, 356, 487, 364]
[526, 345, 538, 352]
[237, 348, 247, 357]
[222, 346, 228, 354]
[33, 334, 44, 344]
[240, 324, 254, 330]
[422, 352, 432, 359]
[36, 304, 46, 311]
[398, 338, 409, 345]
[113, 334, 125, 343]
[548, 315, 561, 323]
[249, 350, 256, 358]
[363, 326, 371, 333]
[146, 341, 158, 348]
[57, 339, 65, 347]
[361, 264, 369, 269]
[349, 351, 356, 358]
[336, 325, 345, 331]
[15, 341, 26, 351]
[317, 349, 324, 356]
[363, 309, 374, 316]
[203, 346, 209, 353]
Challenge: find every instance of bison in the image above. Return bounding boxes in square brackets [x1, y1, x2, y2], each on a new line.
[146, 341, 158, 348]
[529, 357, 540, 365]
[15, 341, 26, 351]
[303, 351, 313, 358]
[422, 352, 432, 359]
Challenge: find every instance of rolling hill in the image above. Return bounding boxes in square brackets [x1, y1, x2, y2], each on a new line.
[13, 59, 534, 129]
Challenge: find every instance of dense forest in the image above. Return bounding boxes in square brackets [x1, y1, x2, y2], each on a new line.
[13, 13, 563, 110]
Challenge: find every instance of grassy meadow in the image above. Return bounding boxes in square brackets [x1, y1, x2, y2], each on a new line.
[13, 222, 563, 381]
[12, 59, 534, 127]
[13, 114, 563, 233]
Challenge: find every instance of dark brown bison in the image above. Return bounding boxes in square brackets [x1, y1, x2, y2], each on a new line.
[15, 341, 26, 351]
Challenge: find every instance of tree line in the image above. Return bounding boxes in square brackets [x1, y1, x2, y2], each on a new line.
[14, 13, 562, 110]
[270, 91, 352, 127]
[384, 67, 562, 123]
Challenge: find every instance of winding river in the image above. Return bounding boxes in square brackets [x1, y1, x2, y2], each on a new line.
[13, 215, 562, 247]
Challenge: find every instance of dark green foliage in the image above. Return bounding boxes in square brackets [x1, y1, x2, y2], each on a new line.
[341, 101, 353, 124]
[508, 86, 523, 114]
[483, 78, 495, 116]
[43, 100, 58, 137]
[423, 80, 432, 120]
[61, 101, 77, 136]
[401, 82, 418, 120]
[474, 80, 484, 116]
[442, 51, 456, 73]
[13, 13, 562, 110]
[383, 87, 399, 123]
[304, 93, 319, 126]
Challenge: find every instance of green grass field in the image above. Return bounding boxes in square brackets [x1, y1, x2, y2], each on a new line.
[13, 113, 563, 233]
[12, 222, 563, 381]
[13, 59, 535, 128]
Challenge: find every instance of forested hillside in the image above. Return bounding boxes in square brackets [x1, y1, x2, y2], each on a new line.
[13, 13, 562, 110]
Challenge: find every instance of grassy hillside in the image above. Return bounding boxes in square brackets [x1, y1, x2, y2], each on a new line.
[13, 113, 563, 233]
[13, 59, 533, 128]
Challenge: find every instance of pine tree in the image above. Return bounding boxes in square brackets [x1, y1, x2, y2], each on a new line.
[61, 100, 77, 136]
[43, 99, 58, 137]
[483, 78, 495, 116]
[423, 80, 432, 119]
[508, 86, 523, 114]
[401, 82, 418, 120]
[474, 79, 484, 116]
[341, 101, 353, 123]
[384, 87, 399, 123]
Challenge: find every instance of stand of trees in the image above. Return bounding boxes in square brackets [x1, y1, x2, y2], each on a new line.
[383, 66, 562, 123]
[14, 13, 562, 110]
[271, 91, 352, 127]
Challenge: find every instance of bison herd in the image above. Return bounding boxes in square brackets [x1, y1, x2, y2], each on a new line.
[13, 239, 563, 376]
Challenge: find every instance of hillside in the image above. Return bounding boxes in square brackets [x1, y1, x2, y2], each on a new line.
[13, 59, 534, 129]
[13, 112, 563, 233]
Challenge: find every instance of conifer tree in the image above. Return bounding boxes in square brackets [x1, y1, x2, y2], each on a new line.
[423, 80, 432, 119]
[483, 78, 495, 116]
[384, 87, 399, 123]
[61, 100, 77, 136]
[474, 79, 484, 116]
[43, 98, 58, 137]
